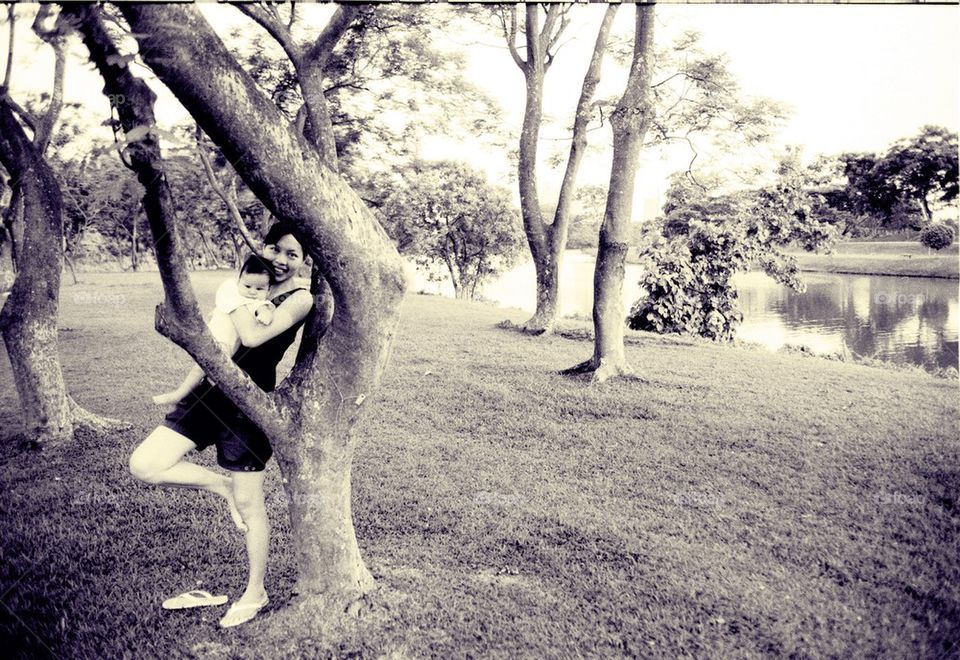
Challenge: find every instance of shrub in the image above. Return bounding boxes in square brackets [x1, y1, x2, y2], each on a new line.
[919, 223, 955, 251]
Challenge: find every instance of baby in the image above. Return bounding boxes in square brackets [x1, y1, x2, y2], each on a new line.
[152, 255, 275, 407]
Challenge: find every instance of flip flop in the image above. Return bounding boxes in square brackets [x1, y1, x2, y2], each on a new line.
[219, 596, 269, 628]
[162, 589, 229, 610]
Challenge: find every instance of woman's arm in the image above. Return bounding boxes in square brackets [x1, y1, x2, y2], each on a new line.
[229, 289, 313, 347]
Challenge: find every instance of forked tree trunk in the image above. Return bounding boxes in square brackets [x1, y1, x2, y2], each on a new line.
[0, 101, 127, 445]
[506, 5, 616, 334]
[72, 4, 405, 618]
[563, 4, 655, 383]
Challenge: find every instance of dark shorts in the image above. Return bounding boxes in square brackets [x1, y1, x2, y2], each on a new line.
[159, 381, 272, 472]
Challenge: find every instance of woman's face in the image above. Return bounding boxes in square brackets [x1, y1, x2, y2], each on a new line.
[262, 234, 305, 283]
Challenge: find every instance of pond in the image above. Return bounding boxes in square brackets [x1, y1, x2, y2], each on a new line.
[411, 250, 958, 370]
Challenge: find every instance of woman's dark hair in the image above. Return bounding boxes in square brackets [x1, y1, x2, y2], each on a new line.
[263, 222, 306, 251]
[239, 254, 271, 277]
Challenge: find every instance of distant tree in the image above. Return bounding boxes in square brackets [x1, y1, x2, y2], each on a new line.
[823, 127, 959, 234]
[881, 126, 958, 223]
[629, 153, 838, 341]
[919, 224, 955, 251]
[378, 160, 524, 300]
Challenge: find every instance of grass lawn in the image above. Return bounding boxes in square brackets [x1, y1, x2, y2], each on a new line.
[1, 271, 958, 658]
[784, 241, 959, 279]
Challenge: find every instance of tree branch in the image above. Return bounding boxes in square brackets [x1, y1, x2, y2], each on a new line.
[550, 4, 617, 256]
[2, 4, 14, 91]
[31, 6, 67, 154]
[500, 5, 524, 69]
[235, 2, 303, 67]
[195, 125, 260, 255]
[304, 5, 360, 67]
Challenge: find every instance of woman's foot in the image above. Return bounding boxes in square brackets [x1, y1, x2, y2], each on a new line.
[220, 588, 268, 628]
[212, 478, 247, 532]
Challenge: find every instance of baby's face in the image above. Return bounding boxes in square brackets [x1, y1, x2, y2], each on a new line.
[238, 272, 270, 300]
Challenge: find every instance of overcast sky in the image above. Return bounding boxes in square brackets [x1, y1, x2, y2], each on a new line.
[7, 3, 958, 219]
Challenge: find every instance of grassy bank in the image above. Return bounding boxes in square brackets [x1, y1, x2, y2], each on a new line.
[785, 241, 959, 279]
[1, 272, 958, 658]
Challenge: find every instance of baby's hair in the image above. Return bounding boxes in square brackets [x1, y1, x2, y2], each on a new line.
[239, 255, 271, 278]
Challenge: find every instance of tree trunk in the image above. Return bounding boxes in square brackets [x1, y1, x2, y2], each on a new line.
[73, 4, 405, 617]
[509, 5, 615, 335]
[130, 217, 139, 271]
[563, 4, 655, 383]
[0, 101, 128, 445]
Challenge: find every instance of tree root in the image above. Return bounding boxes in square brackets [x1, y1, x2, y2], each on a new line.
[560, 357, 640, 383]
[497, 318, 553, 336]
[68, 396, 132, 435]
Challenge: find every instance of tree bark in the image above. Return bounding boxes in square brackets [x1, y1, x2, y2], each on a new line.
[563, 4, 656, 383]
[71, 4, 404, 615]
[2, 185, 23, 271]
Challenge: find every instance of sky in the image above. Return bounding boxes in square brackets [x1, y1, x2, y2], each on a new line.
[5, 3, 959, 221]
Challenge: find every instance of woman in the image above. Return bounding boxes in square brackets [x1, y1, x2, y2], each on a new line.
[129, 222, 314, 628]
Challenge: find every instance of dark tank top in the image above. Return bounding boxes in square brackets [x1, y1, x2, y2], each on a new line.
[229, 287, 310, 392]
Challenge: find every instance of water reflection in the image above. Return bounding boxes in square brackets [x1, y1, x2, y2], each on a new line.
[410, 251, 959, 370]
[735, 272, 958, 369]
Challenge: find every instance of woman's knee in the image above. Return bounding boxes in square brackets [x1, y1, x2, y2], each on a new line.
[232, 476, 267, 516]
[129, 427, 195, 484]
[129, 448, 162, 483]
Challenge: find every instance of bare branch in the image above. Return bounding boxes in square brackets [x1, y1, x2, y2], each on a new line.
[304, 5, 360, 67]
[195, 125, 260, 255]
[550, 4, 617, 255]
[2, 4, 13, 90]
[287, 2, 297, 31]
[0, 92, 37, 132]
[235, 2, 302, 66]
[501, 5, 524, 69]
[31, 6, 67, 153]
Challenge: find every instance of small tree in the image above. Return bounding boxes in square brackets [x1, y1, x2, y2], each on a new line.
[379, 160, 524, 300]
[629, 155, 837, 341]
[919, 224, 955, 251]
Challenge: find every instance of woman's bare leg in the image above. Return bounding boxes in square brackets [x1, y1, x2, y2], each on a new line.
[129, 426, 246, 531]
[230, 471, 269, 605]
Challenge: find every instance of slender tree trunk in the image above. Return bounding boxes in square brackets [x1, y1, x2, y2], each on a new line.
[130, 217, 139, 271]
[73, 4, 405, 618]
[0, 101, 127, 445]
[563, 4, 655, 382]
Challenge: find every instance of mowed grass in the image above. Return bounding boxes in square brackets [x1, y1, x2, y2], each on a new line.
[0, 271, 958, 658]
[785, 241, 959, 279]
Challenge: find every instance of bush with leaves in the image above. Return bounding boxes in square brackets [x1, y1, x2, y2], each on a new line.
[918, 223, 955, 251]
[629, 156, 838, 341]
